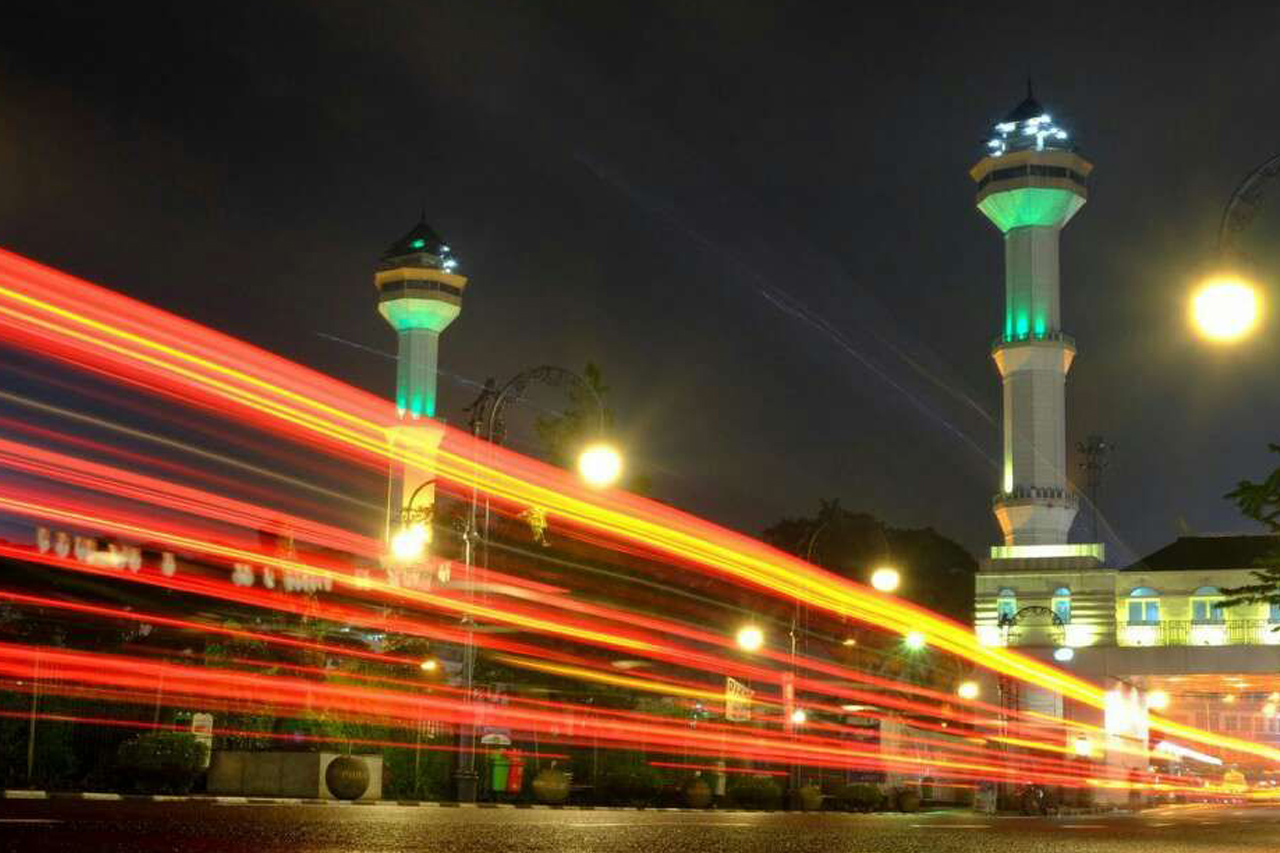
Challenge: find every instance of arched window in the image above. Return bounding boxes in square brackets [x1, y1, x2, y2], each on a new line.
[1191, 586, 1225, 623]
[1127, 587, 1160, 624]
[1052, 587, 1071, 623]
[996, 588, 1017, 621]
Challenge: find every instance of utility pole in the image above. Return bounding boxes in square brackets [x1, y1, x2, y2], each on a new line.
[1076, 435, 1114, 541]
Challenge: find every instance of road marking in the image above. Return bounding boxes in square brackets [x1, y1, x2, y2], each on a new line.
[1061, 824, 1106, 829]
[1149, 822, 1175, 827]
[566, 822, 752, 828]
[0, 819, 62, 824]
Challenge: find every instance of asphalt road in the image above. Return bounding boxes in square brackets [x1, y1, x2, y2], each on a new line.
[1, 800, 1278, 852]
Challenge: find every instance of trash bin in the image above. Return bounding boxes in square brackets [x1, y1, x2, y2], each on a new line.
[491, 750, 511, 794]
[507, 755, 525, 794]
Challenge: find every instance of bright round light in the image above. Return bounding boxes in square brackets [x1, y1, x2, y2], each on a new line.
[1147, 689, 1170, 711]
[904, 631, 926, 651]
[790, 708, 807, 725]
[577, 443, 624, 487]
[1073, 735, 1094, 757]
[1053, 646, 1075, 662]
[870, 566, 901, 593]
[957, 680, 980, 700]
[1191, 278, 1260, 343]
[419, 659, 438, 673]
[736, 625, 764, 652]
[1264, 703, 1278, 719]
[390, 523, 429, 561]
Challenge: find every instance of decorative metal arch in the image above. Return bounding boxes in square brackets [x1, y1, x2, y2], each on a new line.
[998, 605, 1065, 647]
[1218, 153, 1280, 255]
[463, 365, 606, 446]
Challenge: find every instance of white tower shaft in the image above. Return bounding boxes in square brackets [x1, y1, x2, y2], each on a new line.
[971, 144, 1093, 551]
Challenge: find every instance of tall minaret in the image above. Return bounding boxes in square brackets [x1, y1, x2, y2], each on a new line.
[970, 88, 1094, 555]
[376, 216, 467, 544]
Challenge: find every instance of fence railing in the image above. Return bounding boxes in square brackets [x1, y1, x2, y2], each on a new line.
[1116, 619, 1280, 647]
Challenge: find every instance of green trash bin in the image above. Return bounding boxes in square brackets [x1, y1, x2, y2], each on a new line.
[491, 750, 511, 794]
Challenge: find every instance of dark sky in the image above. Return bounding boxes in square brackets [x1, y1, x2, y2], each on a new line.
[2, 1, 1279, 563]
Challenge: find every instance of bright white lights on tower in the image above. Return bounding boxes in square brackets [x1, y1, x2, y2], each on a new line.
[988, 113, 1070, 157]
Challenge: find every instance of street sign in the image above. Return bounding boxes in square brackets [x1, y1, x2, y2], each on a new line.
[725, 677, 753, 722]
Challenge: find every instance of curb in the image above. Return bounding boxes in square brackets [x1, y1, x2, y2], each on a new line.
[2, 791, 972, 815]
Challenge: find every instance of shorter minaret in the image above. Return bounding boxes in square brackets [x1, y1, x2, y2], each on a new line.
[376, 216, 467, 545]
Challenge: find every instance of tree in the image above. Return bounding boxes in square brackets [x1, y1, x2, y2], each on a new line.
[761, 499, 978, 622]
[535, 363, 649, 494]
[1220, 444, 1280, 611]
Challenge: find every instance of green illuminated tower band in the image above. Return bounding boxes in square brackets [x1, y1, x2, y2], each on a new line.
[971, 91, 1094, 552]
[376, 217, 467, 548]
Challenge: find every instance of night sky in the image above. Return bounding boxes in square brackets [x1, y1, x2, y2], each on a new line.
[2, 2, 1279, 563]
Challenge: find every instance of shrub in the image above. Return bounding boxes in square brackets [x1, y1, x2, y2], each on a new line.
[597, 766, 662, 806]
[896, 788, 921, 813]
[728, 775, 782, 810]
[116, 732, 207, 794]
[797, 784, 823, 811]
[837, 783, 883, 812]
[684, 776, 712, 809]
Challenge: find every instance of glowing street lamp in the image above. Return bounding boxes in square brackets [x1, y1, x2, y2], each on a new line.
[869, 566, 901, 593]
[577, 442, 624, 488]
[390, 521, 430, 562]
[419, 658, 439, 673]
[957, 680, 980, 701]
[736, 625, 765, 652]
[1147, 689, 1170, 711]
[1191, 276, 1261, 343]
[790, 708, 807, 725]
[903, 631, 926, 651]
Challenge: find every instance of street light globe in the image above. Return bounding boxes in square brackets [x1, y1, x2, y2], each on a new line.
[419, 658, 439, 673]
[903, 631, 926, 651]
[957, 680, 980, 701]
[1191, 277, 1260, 343]
[1147, 689, 1170, 711]
[736, 625, 765, 652]
[390, 522, 429, 562]
[790, 708, 807, 725]
[870, 566, 901, 593]
[577, 443, 623, 488]
[1053, 646, 1075, 662]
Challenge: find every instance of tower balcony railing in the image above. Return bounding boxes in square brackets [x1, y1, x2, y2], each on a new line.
[990, 330, 1076, 351]
[1117, 619, 1280, 648]
[992, 486, 1077, 505]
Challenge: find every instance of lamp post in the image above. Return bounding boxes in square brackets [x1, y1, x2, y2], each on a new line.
[389, 478, 437, 563]
[1191, 153, 1278, 343]
[451, 366, 622, 802]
